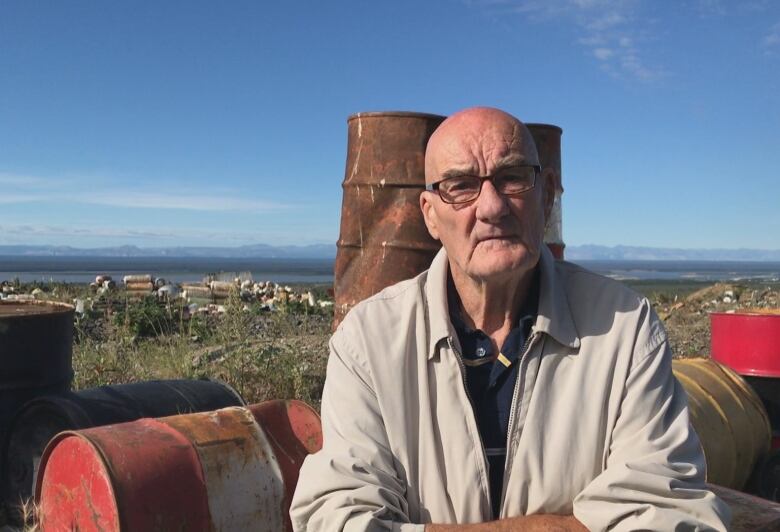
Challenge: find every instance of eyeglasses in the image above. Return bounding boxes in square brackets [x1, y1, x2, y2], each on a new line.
[425, 165, 540, 204]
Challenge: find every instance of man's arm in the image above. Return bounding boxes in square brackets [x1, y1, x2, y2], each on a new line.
[426, 515, 587, 531]
[290, 330, 423, 531]
[572, 304, 730, 531]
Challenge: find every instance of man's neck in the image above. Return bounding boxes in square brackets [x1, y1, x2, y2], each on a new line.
[449, 263, 537, 350]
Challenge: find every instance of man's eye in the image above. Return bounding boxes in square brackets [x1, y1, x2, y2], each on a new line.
[444, 178, 477, 192]
[496, 171, 534, 191]
[499, 173, 530, 185]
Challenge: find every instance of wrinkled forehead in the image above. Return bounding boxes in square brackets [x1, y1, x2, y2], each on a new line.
[425, 116, 538, 182]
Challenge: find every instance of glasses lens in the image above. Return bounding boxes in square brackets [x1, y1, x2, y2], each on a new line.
[439, 176, 482, 204]
[495, 167, 536, 195]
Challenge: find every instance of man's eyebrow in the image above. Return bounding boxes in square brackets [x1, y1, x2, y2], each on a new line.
[438, 155, 531, 180]
[439, 168, 476, 180]
[494, 154, 528, 167]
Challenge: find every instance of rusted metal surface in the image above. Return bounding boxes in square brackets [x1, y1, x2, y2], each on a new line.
[709, 483, 780, 531]
[163, 407, 286, 531]
[37, 418, 211, 531]
[711, 310, 780, 377]
[527, 123, 565, 259]
[36, 403, 321, 531]
[2, 378, 244, 519]
[673, 358, 771, 489]
[248, 400, 323, 531]
[332, 114, 568, 329]
[333, 111, 445, 329]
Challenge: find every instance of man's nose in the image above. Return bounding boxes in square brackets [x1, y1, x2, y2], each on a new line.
[475, 179, 509, 221]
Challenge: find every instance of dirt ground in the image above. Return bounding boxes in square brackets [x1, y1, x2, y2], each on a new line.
[637, 281, 780, 359]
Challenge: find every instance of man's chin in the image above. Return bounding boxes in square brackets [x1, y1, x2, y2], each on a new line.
[466, 249, 539, 281]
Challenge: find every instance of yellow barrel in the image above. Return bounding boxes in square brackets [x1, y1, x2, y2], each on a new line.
[672, 358, 771, 489]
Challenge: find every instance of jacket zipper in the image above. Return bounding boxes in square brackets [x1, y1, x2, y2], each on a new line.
[498, 329, 537, 517]
[448, 336, 492, 517]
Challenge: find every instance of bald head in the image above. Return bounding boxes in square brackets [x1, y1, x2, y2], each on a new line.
[425, 107, 539, 185]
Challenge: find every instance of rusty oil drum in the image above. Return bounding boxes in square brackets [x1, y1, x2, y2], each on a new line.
[0, 301, 73, 448]
[673, 358, 771, 490]
[527, 123, 564, 259]
[35, 400, 322, 532]
[2, 378, 245, 516]
[332, 114, 566, 330]
[333, 111, 445, 329]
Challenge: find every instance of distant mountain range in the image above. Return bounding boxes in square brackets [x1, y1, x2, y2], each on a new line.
[565, 245, 780, 261]
[1, 243, 779, 261]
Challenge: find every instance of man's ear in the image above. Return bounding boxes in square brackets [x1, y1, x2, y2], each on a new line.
[541, 168, 557, 222]
[419, 192, 441, 241]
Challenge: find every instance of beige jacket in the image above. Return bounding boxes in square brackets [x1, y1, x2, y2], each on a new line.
[291, 247, 731, 531]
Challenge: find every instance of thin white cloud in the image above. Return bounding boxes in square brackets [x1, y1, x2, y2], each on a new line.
[765, 22, 780, 49]
[0, 223, 336, 247]
[469, 0, 666, 82]
[0, 171, 291, 212]
[593, 47, 614, 60]
[0, 224, 177, 240]
[0, 173, 57, 187]
[73, 191, 288, 212]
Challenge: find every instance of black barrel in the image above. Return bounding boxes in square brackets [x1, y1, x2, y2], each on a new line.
[2, 378, 245, 516]
[0, 301, 74, 443]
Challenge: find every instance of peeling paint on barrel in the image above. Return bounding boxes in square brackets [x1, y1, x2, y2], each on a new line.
[333, 111, 445, 330]
[36, 418, 210, 531]
[333, 114, 568, 330]
[248, 400, 323, 531]
[36, 402, 321, 531]
[163, 407, 286, 531]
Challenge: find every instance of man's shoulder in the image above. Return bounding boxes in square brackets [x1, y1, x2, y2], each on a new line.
[336, 270, 428, 341]
[553, 259, 666, 360]
[555, 259, 645, 306]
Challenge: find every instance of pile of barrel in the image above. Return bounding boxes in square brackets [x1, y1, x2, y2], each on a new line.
[122, 274, 159, 296]
[0, 299, 323, 530]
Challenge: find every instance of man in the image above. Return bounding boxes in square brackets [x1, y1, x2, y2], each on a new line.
[291, 107, 730, 531]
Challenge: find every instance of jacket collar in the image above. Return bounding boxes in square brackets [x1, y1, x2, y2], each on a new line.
[424, 245, 581, 360]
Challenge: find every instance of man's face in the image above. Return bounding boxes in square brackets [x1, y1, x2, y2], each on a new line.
[420, 109, 554, 283]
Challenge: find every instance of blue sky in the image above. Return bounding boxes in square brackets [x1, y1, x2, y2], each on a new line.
[1, 0, 778, 250]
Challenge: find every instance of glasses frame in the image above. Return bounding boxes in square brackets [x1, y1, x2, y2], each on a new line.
[425, 164, 541, 205]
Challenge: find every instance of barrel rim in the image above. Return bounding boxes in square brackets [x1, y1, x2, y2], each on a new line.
[710, 310, 780, 318]
[348, 111, 446, 122]
[0, 300, 75, 318]
[525, 123, 563, 134]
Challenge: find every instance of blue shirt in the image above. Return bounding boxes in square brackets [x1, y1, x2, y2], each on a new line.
[448, 271, 539, 519]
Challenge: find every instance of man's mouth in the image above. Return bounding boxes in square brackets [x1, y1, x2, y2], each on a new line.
[477, 235, 519, 244]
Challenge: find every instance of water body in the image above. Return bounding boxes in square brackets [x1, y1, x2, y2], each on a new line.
[0, 256, 335, 284]
[1, 257, 779, 284]
[576, 260, 780, 283]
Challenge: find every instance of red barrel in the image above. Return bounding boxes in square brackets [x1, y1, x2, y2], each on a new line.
[36, 401, 322, 532]
[3, 378, 245, 518]
[711, 310, 780, 377]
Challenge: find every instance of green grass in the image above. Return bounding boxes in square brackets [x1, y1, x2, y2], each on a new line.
[69, 287, 330, 408]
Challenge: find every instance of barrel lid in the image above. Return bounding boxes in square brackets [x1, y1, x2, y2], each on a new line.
[526, 123, 563, 134]
[36, 432, 120, 530]
[348, 111, 446, 122]
[0, 300, 74, 318]
[710, 309, 780, 317]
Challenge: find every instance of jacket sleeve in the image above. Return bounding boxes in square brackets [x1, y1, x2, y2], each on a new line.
[572, 308, 731, 531]
[289, 328, 424, 532]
